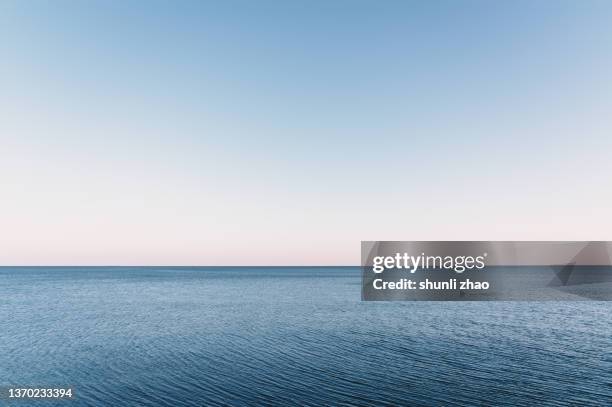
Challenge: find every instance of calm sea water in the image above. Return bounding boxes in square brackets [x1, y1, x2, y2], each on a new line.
[0, 267, 610, 406]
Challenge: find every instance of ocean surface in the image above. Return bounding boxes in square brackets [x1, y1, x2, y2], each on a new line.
[0, 267, 610, 406]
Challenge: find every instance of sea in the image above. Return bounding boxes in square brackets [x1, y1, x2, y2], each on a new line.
[0, 267, 610, 406]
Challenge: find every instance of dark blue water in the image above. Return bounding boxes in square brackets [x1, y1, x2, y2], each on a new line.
[1, 267, 610, 406]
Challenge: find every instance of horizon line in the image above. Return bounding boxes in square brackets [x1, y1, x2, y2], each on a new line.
[0, 265, 360, 268]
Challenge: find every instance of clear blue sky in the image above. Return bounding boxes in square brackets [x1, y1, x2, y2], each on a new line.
[1, 1, 611, 265]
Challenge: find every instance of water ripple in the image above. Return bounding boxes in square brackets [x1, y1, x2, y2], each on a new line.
[0, 267, 610, 406]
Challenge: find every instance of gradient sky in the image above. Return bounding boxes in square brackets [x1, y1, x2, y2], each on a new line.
[1, 1, 612, 265]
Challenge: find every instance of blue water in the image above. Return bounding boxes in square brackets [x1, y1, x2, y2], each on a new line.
[1, 267, 610, 406]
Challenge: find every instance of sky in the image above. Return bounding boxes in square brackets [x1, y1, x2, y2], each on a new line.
[1, 0, 612, 265]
